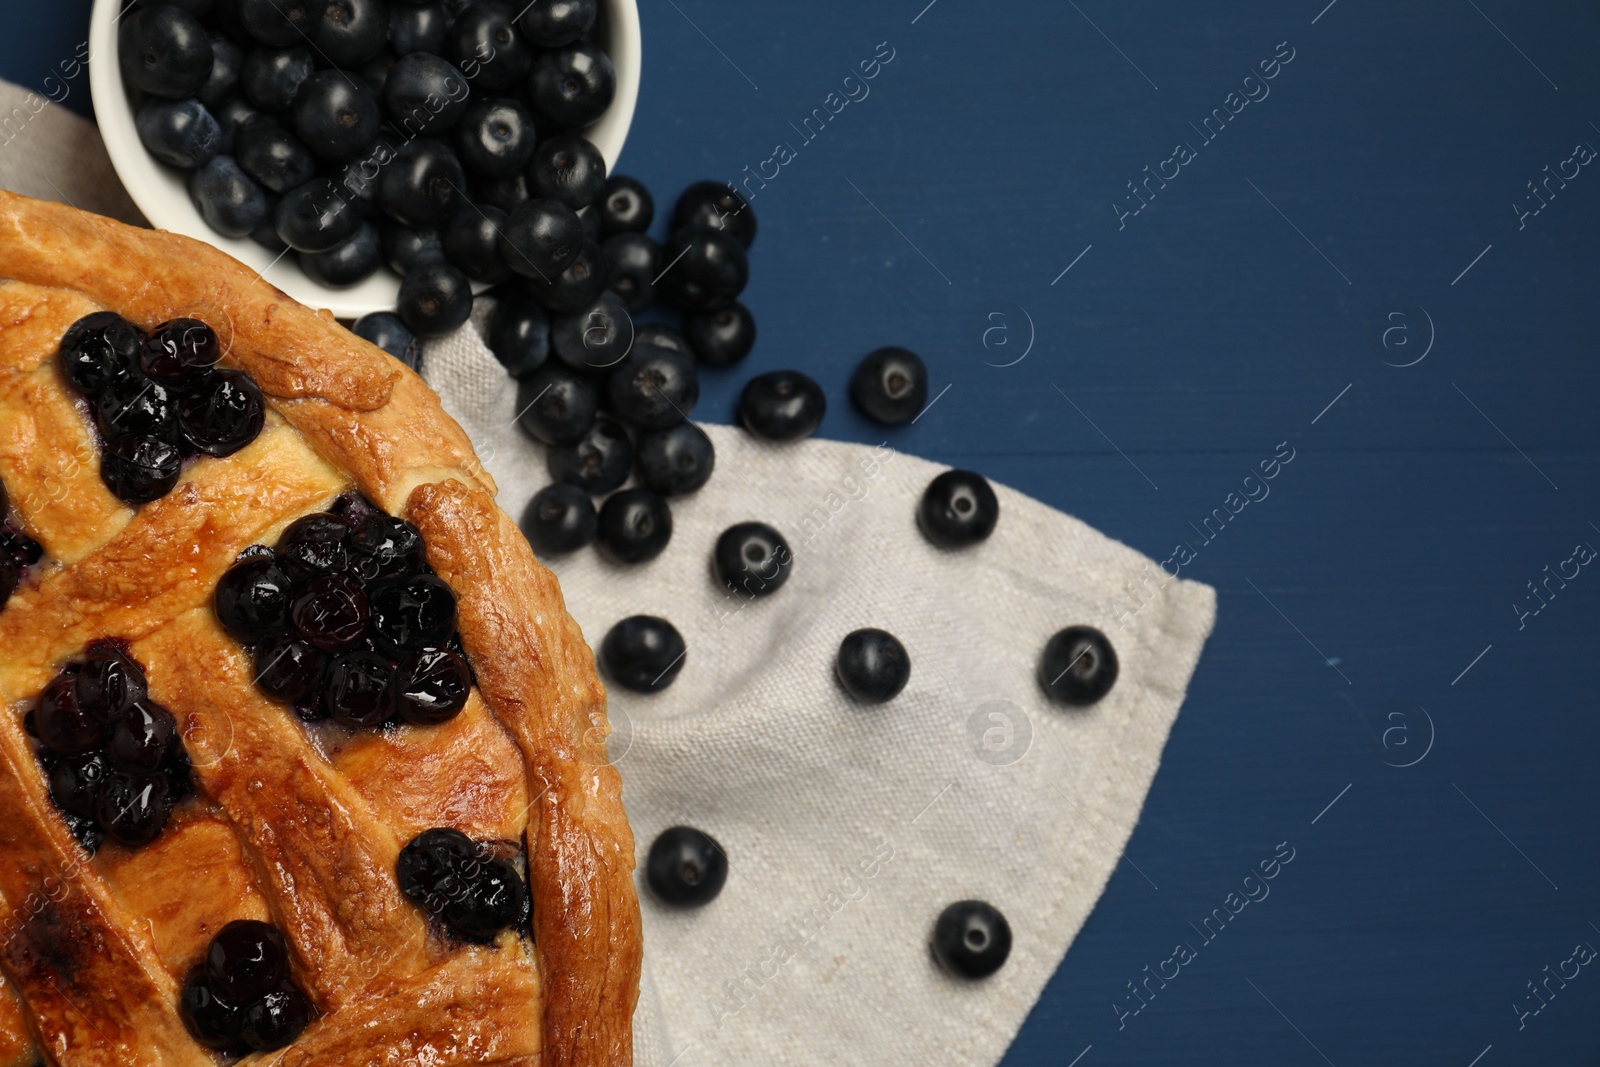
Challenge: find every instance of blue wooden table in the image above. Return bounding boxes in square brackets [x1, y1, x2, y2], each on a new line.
[9, 1, 1600, 1063]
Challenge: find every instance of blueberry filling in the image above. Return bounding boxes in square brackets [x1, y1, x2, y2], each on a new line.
[0, 473, 43, 612]
[56, 313, 266, 507]
[180, 919, 314, 1054]
[32, 642, 185, 851]
[396, 827, 530, 942]
[215, 500, 470, 730]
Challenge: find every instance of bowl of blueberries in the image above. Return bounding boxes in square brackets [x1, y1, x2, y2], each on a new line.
[90, 0, 642, 320]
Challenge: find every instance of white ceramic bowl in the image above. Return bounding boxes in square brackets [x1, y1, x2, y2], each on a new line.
[89, 0, 640, 319]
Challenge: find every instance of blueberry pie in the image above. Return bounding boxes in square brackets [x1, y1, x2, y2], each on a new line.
[0, 192, 640, 1066]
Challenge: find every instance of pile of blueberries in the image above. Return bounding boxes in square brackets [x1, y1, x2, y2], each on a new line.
[212, 493, 473, 728]
[121, 0, 624, 335]
[27, 640, 194, 852]
[0, 475, 44, 609]
[180, 919, 315, 1053]
[396, 826, 530, 941]
[58, 313, 267, 505]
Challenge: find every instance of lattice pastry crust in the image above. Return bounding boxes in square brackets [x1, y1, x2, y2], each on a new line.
[0, 190, 640, 1066]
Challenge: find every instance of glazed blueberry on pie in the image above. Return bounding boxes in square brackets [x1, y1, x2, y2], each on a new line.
[0, 191, 639, 1067]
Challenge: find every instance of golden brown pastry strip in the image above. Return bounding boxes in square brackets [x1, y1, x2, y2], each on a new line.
[407, 480, 640, 1067]
[0, 714, 210, 1067]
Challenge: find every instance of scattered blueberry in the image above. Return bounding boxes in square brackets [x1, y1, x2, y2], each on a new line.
[646, 826, 727, 907]
[527, 40, 615, 127]
[522, 482, 596, 556]
[851, 346, 928, 426]
[635, 422, 714, 497]
[1038, 626, 1118, 706]
[547, 418, 631, 494]
[136, 97, 222, 168]
[190, 155, 270, 237]
[633, 323, 689, 355]
[601, 232, 660, 314]
[595, 488, 672, 564]
[596, 174, 653, 236]
[931, 900, 1011, 979]
[672, 180, 756, 249]
[499, 197, 584, 280]
[352, 311, 421, 370]
[381, 221, 447, 275]
[487, 290, 550, 377]
[397, 262, 474, 338]
[120, 3, 214, 99]
[713, 521, 792, 598]
[529, 133, 606, 210]
[599, 615, 686, 693]
[442, 205, 514, 283]
[516, 363, 598, 445]
[656, 226, 748, 312]
[738, 370, 825, 442]
[523, 236, 608, 314]
[917, 469, 998, 549]
[684, 302, 755, 367]
[835, 628, 910, 703]
[607, 345, 697, 431]
[552, 291, 633, 373]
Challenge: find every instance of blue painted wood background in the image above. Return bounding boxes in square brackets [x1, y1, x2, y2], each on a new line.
[7, 1, 1599, 1063]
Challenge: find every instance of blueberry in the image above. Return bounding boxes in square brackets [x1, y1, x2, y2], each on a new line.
[239, 0, 327, 47]
[292, 69, 380, 162]
[389, 2, 448, 56]
[398, 262, 474, 338]
[198, 35, 243, 109]
[1038, 626, 1118, 706]
[352, 312, 421, 369]
[385, 52, 470, 136]
[215, 556, 293, 642]
[596, 175, 653, 236]
[0, 527, 42, 570]
[136, 97, 222, 168]
[442, 856, 528, 940]
[179, 970, 243, 1051]
[674, 181, 756, 248]
[713, 522, 792, 599]
[595, 488, 672, 564]
[634, 323, 689, 356]
[0, 557, 15, 607]
[521, 482, 596, 556]
[851, 346, 928, 425]
[601, 232, 660, 314]
[178, 369, 266, 456]
[450, 1, 533, 92]
[607, 345, 697, 431]
[97, 378, 177, 441]
[487, 290, 550, 378]
[523, 237, 607, 314]
[240, 987, 312, 1052]
[108, 701, 178, 773]
[300, 222, 383, 287]
[499, 198, 584, 280]
[59, 312, 141, 396]
[358, 49, 397, 97]
[393, 647, 472, 725]
[214, 96, 264, 142]
[517, 0, 594, 47]
[75, 649, 148, 724]
[917, 469, 998, 549]
[635, 423, 714, 497]
[835, 628, 910, 703]
[526, 41, 614, 127]
[738, 370, 825, 442]
[684, 302, 755, 367]
[599, 615, 685, 693]
[368, 574, 457, 656]
[383, 140, 469, 228]
[348, 513, 425, 582]
[382, 221, 447, 275]
[646, 826, 727, 907]
[141, 318, 221, 386]
[472, 170, 531, 214]
[275, 177, 361, 252]
[515, 363, 597, 446]
[528, 134, 606, 210]
[97, 770, 172, 847]
[547, 418, 631, 494]
[442, 205, 514, 284]
[253, 637, 328, 703]
[397, 827, 480, 916]
[240, 45, 313, 112]
[189, 156, 270, 237]
[657, 227, 748, 312]
[206, 919, 290, 1002]
[275, 512, 350, 580]
[49, 752, 110, 820]
[290, 574, 371, 652]
[234, 118, 316, 193]
[119, 3, 214, 99]
[250, 194, 284, 246]
[453, 97, 535, 180]
[102, 436, 184, 504]
[552, 291, 633, 372]
[331, 156, 384, 219]
[323, 650, 394, 727]
[931, 900, 1011, 979]
[313, 0, 388, 67]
